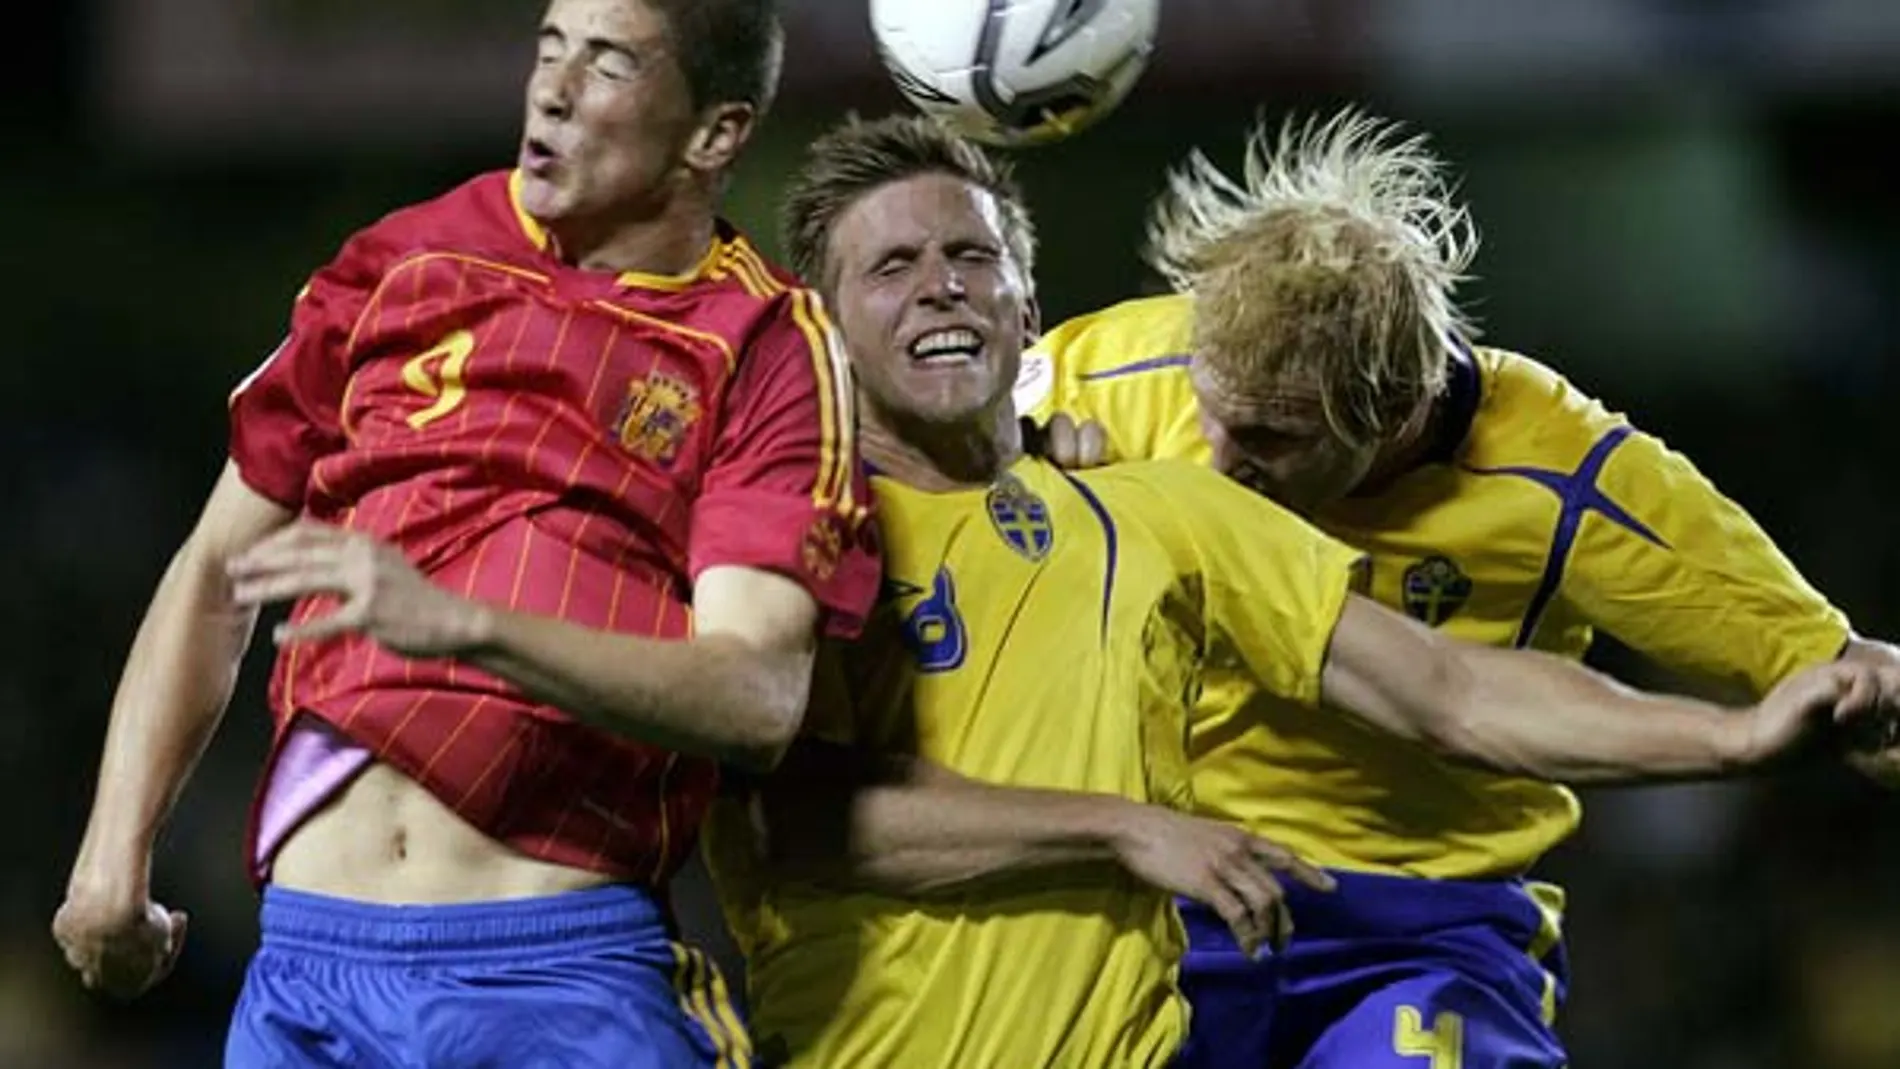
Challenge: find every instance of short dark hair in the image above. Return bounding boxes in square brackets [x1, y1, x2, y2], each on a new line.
[649, 0, 785, 115]
[781, 114, 1038, 294]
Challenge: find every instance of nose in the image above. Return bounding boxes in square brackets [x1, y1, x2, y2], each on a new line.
[530, 61, 575, 120]
[914, 251, 968, 307]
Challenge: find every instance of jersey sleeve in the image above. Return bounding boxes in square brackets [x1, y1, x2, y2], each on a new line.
[691, 289, 881, 639]
[1139, 461, 1366, 707]
[227, 229, 386, 509]
[1016, 294, 1209, 464]
[1567, 424, 1850, 695]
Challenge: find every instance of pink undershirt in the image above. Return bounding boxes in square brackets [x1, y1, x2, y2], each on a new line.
[250, 716, 373, 881]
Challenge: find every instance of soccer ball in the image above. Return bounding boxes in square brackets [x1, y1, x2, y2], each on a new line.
[870, 0, 1160, 148]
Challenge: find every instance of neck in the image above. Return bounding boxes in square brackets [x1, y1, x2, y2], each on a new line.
[860, 402, 1023, 492]
[546, 186, 718, 275]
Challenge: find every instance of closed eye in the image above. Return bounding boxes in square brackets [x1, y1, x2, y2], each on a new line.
[590, 44, 641, 80]
[870, 251, 916, 278]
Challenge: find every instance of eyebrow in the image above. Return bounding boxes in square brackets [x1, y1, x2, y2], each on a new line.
[1214, 398, 1325, 431]
[1236, 409, 1329, 438]
[538, 23, 652, 58]
[942, 236, 1001, 254]
[870, 232, 999, 260]
[863, 242, 920, 270]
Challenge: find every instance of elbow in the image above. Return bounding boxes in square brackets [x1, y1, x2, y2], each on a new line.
[1414, 709, 1539, 778]
[726, 712, 798, 774]
[1413, 686, 1554, 780]
[1406, 699, 1474, 761]
[720, 666, 809, 774]
[670, 635, 813, 773]
[1413, 707, 1491, 765]
[1403, 651, 1504, 767]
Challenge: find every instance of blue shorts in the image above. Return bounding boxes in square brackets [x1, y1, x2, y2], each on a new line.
[226, 884, 750, 1069]
[1173, 871, 1568, 1069]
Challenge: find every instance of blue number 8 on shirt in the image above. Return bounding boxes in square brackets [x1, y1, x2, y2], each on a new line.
[901, 567, 968, 673]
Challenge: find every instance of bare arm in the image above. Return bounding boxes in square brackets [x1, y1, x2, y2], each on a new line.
[1319, 595, 1880, 784]
[737, 651, 1125, 892]
[467, 565, 818, 770]
[55, 463, 293, 997]
[757, 741, 1141, 892]
[70, 463, 291, 899]
[751, 736, 1329, 955]
[1839, 636, 1900, 670]
[228, 525, 821, 771]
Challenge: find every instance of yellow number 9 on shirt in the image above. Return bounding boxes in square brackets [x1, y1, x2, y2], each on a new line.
[402, 329, 476, 429]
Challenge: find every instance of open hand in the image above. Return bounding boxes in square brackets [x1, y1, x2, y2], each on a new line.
[1110, 803, 1333, 956]
[227, 522, 490, 657]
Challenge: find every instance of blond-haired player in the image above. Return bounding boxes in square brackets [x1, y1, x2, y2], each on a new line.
[1019, 109, 1900, 1068]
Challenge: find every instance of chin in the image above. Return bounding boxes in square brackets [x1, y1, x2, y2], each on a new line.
[901, 401, 983, 427]
[516, 175, 571, 223]
[903, 391, 994, 426]
[890, 377, 993, 420]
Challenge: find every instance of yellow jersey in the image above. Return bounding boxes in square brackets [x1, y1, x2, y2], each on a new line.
[711, 455, 1362, 1069]
[1021, 292, 1852, 879]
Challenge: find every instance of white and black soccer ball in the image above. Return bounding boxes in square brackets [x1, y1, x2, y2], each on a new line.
[870, 0, 1160, 148]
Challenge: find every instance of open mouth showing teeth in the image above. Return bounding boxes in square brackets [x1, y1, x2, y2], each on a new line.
[908, 328, 982, 365]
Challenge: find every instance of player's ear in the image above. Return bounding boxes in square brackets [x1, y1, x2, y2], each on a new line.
[1021, 293, 1042, 346]
[685, 102, 757, 173]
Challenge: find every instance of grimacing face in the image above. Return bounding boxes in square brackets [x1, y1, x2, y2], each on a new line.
[824, 172, 1034, 429]
[517, 0, 709, 230]
[1188, 356, 1383, 516]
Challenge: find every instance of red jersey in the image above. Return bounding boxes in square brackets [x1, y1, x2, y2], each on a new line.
[229, 170, 879, 885]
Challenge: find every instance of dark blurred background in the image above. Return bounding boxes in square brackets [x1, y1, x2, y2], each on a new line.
[5, 1, 1898, 1066]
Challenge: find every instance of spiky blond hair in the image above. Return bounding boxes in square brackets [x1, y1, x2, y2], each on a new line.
[1146, 109, 1478, 448]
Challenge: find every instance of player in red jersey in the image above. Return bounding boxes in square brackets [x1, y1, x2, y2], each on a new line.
[50, 0, 877, 1065]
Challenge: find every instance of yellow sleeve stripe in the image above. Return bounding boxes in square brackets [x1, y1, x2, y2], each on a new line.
[789, 288, 856, 511]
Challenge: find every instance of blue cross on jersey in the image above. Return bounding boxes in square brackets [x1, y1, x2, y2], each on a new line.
[1467, 425, 1671, 647]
